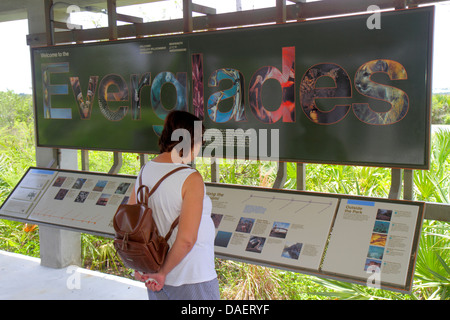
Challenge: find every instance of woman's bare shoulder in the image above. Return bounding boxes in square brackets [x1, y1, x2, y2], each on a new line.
[182, 170, 204, 196]
[185, 170, 204, 185]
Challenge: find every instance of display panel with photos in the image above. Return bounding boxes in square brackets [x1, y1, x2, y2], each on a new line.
[0, 167, 425, 293]
[0, 167, 136, 235]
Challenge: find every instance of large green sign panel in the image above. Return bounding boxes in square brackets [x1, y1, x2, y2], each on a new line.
[32, 7, 433, 168]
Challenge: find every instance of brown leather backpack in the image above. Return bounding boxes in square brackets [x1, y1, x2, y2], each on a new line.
[113, 166, 188, 274]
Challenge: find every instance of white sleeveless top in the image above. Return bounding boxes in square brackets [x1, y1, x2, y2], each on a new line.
[136, 161, 217, 286]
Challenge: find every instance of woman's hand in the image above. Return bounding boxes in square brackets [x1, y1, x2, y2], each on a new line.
[135, 271, 165, 292]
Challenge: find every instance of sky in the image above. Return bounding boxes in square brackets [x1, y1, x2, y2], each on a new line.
[0, 0, 449, 94]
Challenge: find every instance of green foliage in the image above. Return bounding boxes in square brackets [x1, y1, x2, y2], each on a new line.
[414, 220, 450, 299]
[0, 91, 35, 204]
[77, 151, 144, 176]
[0, 90, 33, 127]
[432, 94, 450, 124]
[0, 219, 39, 257]
[415, 130, 450, 203]
[216, 259, 288, 299]
[304, 164, 391, 197]
[81, 233, 134, 278]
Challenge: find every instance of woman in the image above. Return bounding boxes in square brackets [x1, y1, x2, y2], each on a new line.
[128, 110, 219, 300]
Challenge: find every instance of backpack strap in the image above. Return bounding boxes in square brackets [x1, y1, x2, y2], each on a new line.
[137, 165, 189, 204]
[136, 166, 148, 204]
[165, 216, 180, 242]
[139, 165, 191, 240]
[148, 166, 189, 198]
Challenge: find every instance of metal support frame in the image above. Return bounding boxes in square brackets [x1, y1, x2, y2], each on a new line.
[108, 152, 123, 174]
[273, 162, 288, 189]
[276, 0, 287, 24]
[404, 169, 414, 200]
[211, 159, 220, 183]
[425, 202, 450, 221]
[389, 168, 403, 200]
[192, 3, 216, 16]
[296, 163, 306, 191]
[28, 0, 449, 46]
[139, 153, 148, 168]
[45, 0, 54, 46]
[388, 168, 415, 201]
[183, 0, 193, 33]
[80, 150, 89, 171]
[106, 0, 144, 39]
[107, 0, 118, 40]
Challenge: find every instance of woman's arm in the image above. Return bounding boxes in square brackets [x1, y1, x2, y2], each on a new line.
[128, 187, 137, 205]
[142, 171, 204, 291]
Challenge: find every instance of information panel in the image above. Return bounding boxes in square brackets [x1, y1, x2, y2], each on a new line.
[0, 168, 54, 219]
[31, 7, 434, 168]
[321, 199, 422, 291]
[0, 167, 135, 235]
[207, 185, 339, 271]
[0, 168, 424, 292]
[207, 184, 424, 293]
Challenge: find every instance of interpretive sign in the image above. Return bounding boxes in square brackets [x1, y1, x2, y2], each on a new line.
[208, 186, 339, 271]
[31, 7, 433, 168]
[207, 183, 424, 293]
[321, 198, 423, 292]
[0, 167, 425, 292]
[0, 167, 135, 235]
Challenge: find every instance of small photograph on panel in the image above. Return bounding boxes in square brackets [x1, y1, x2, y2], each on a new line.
[211, 213, 223, 229]
[96, 193, 111, 206]
[373, 220, 390, 234]
[214, 231, 232, 248]
[367, 245, 385, 260]
[269, 222, 290, 239]
[93, 180, 108, 192]
[74, 191, 89, 203]
[54, 188, 69, 200]
[236, 217, 255, 233]
[72, 178, 87, 189]
[281, 242, 303, 260]
[52, 176, 66, 187]
[370, 233, 387, 247]
[376, 209, 393, 221]
[115, 182, 131, 195]
[245, 236, 266, 253]
[121, 196, 130, 205]
[364, 258, 382, 272]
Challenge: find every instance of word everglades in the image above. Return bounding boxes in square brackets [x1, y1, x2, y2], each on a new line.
[41, 52, 408, 126]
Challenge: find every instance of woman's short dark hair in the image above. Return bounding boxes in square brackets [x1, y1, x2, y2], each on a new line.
[158, 110, 205, 154]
